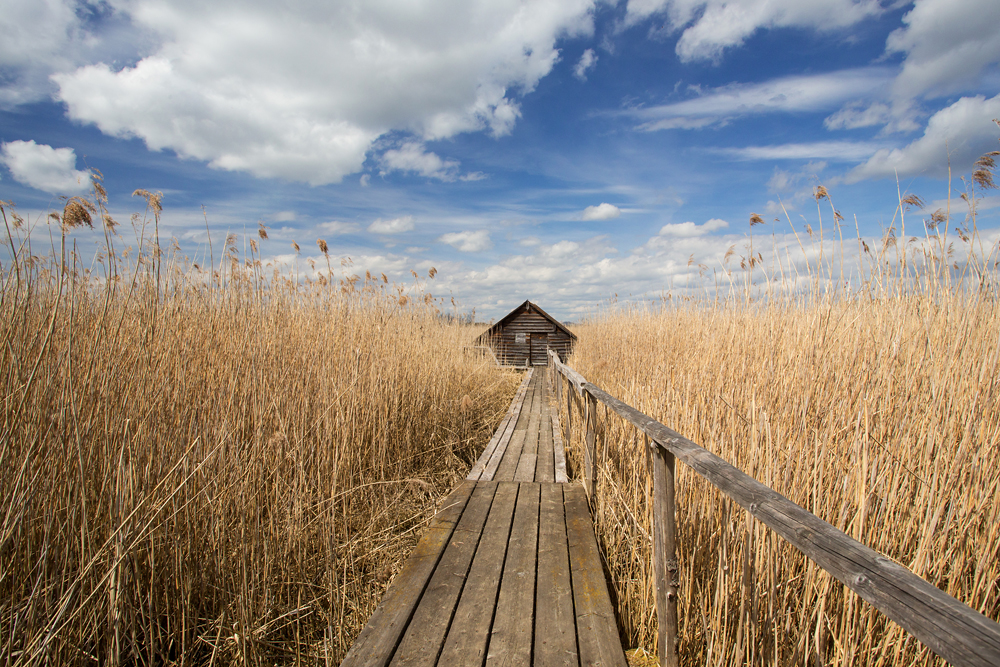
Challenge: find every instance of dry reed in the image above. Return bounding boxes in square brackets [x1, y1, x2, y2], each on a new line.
[564, 160, 1000, 666]
[0, 191, 518, 665]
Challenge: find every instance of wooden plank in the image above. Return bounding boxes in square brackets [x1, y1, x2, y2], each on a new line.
[535, 484, 578, 666]
[486, 483, 541, 667]
[469, 370, 533, 481]
[551, 406, 568, 483]
[565, 484, 628, 667]
[576, 377, 1000, 667]
[493, 429, 527, 482]
[535, 389, 555, 482]
[341, 481, 477, 667]
[391, 482, 499, 666]
[513, 384, 541, 481]
[437, 482, 519, 666]
[494, 378, 535, 481]
[478, 370, 534, 481]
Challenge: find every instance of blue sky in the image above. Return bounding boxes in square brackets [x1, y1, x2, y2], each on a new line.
[2, 0, 999, 320]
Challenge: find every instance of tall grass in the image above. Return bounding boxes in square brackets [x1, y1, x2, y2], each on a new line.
[567, 163, 1000, 665]
[0, 188, 518, 665]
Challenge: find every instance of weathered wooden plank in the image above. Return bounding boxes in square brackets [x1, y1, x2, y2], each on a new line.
[535, 389, 556, 482]
[513, 384, 541, 481]
[484, 372, 536, 479]
[548, 378, 568, 483]
[341, 482, 477, 667]
[469, 370, 533, 481]
[391, 482, 499, 666]
[568, 371, 1000, 667]
[551, 406, 568, 483]
[565, 484, 628, 667]
[486, 483, 541, 667]
[493, 430, 527, 482]
[535, 484, 578, 666]
[494, 379, 535, 480]
[437, 482, 519, 666]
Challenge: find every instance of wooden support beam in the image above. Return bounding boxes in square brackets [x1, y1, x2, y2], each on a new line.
[651, 440, 679, 667]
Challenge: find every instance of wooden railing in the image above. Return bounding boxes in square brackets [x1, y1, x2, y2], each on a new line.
[547, 349, 1000, 667]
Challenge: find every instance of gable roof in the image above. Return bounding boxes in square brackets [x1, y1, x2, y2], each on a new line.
[475, 300, 577, 344]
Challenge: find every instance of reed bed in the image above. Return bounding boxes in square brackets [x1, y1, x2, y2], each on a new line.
[565, 173, 1000, 665]
[0, 192, 519, 665]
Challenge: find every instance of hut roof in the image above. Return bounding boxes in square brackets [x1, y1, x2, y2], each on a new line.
[475, 300, 577, 344]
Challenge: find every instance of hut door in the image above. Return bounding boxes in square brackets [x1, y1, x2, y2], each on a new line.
[529, 333, 548, 366]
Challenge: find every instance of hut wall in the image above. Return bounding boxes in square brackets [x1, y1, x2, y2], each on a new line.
[490, 311, 574, 367]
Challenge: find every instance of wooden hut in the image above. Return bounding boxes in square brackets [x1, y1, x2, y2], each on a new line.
[476, 300, 576, 367]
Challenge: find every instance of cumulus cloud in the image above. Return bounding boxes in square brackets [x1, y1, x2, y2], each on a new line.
[631, 68, 892, 130]
[581, 203, 621, 220]
[0, 140, 91, 194]
[656, 218, 728, 237]
[51, 0, 596, 184]
[369, 215, 415, 234]
[624, 0, 881, 63]
[574, 48, 597, 81]
[887, 0, 1000, 100]
[439, 229, 492, 252]
[0, 0, 150, 108]
[381, 142, 460, 181]
[847, 94, 1000, 182]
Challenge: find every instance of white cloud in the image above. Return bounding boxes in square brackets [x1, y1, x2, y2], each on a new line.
[439, 229, 493, 252]
[823, 101, 922, 134]
[624, 0, 881, 63]
[631, 68, 892, 130]
[656, 218, 728, 237]
[519, 236, 542, 247]
[273, 210, 296, 222]
[319, 221, 362, 235]
[369, 215, 415, 234]
[359, 174, 371, 187]
[51, 0, 596, 184]
[460, 171, 488, 182]
[574, 48, 597, 81]
[887, 0, 1000, 100]
[847, 94, 1000, 182]
[0, 140, 91, 194]
[726, 141, 883, 161]
[381, 142, 460, 181]
[581, 203, 621, 220]
[0, 0, 150, 108]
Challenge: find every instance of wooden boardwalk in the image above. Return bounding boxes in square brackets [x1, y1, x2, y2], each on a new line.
[342, 369, 627, 666]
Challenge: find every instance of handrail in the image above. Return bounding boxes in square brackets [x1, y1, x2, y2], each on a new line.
[547, 349, 1000, 667]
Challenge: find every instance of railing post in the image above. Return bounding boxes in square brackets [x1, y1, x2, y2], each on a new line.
[584, 391, 597, 499]
[651, 440, 679, 667]
[565, 378, 572, 448]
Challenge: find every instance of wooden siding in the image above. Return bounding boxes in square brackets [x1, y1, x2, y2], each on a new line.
[487, 312, 573, 367]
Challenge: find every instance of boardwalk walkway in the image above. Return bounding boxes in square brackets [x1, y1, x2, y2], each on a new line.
[342, 369, 627, 666]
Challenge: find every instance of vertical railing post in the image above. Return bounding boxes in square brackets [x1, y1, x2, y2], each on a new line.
[584, 391, 597, 499]
[565, 379, 572, 448]
[651, 440, 679, 667]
